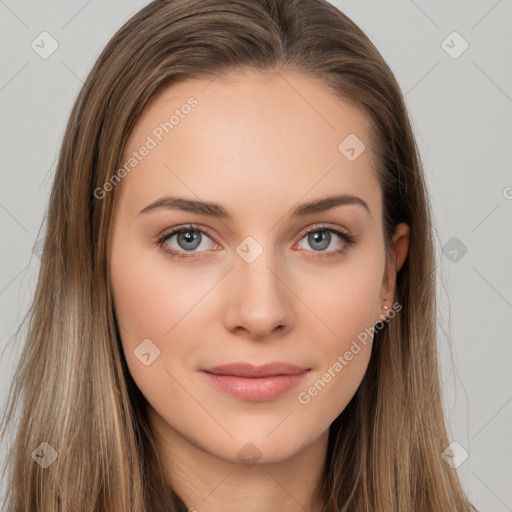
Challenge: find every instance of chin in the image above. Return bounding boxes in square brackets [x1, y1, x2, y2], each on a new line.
[200, 421, 319, 466]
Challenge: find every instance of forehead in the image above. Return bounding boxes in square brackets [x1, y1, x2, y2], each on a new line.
[119, 68, 382, 223]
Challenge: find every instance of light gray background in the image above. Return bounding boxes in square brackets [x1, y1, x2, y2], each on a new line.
[1, 0, 511, 510]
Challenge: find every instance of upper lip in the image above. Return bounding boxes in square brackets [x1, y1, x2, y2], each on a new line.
[202, 362, 310, 378]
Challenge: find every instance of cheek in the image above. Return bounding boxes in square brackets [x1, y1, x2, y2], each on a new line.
[109, 240, 220, 391]
[297, 251, 384, 351]
[292, 253, 383, 417]
[111, 258, 171, 341]
[330, 268, 381, 343]
[109, 243, 200, 420]
[110, 240, 210, 343]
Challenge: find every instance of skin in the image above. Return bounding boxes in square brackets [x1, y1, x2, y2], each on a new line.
[110, 68, 409, 512]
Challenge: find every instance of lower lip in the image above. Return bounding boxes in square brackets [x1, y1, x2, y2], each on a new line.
[201, 370, 310, 401]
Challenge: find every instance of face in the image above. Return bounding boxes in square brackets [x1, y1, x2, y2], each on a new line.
[109, 68, 407, 467]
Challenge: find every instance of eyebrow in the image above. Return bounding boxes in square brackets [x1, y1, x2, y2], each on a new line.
[139, 194, 371, 218]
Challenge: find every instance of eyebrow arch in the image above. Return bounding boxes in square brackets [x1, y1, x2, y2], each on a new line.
[139, 194, 371, 218]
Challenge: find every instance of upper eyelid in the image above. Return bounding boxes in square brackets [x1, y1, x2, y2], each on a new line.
[161, 224, 216, 242]
[300, 223, 350, 235]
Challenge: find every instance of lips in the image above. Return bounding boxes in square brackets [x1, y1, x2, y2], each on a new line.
[200, 362, 311, 401]
[202, 362, 310, 377]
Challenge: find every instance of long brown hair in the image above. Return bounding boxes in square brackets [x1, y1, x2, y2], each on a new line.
[1, 0, 477, 510]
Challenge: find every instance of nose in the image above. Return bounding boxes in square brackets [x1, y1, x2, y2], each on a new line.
[222, 248, 293, 341]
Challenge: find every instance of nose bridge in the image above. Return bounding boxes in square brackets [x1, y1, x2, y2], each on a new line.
[225, 234, 291, 337]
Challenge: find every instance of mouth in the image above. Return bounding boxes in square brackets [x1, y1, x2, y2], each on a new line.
[200, 362, 311, 401]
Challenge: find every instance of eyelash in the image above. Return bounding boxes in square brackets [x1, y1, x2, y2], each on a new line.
[154, 223, 357, 260]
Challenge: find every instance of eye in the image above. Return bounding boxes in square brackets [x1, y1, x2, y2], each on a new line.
[295, 224, 356, 259]
[155, 224, 218, 259]
[155, 223, 357, 260]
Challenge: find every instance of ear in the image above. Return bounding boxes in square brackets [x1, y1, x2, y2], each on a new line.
[376, 222, 409, 322]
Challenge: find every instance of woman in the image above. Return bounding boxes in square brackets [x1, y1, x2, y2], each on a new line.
[1, 0, 477, 510]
